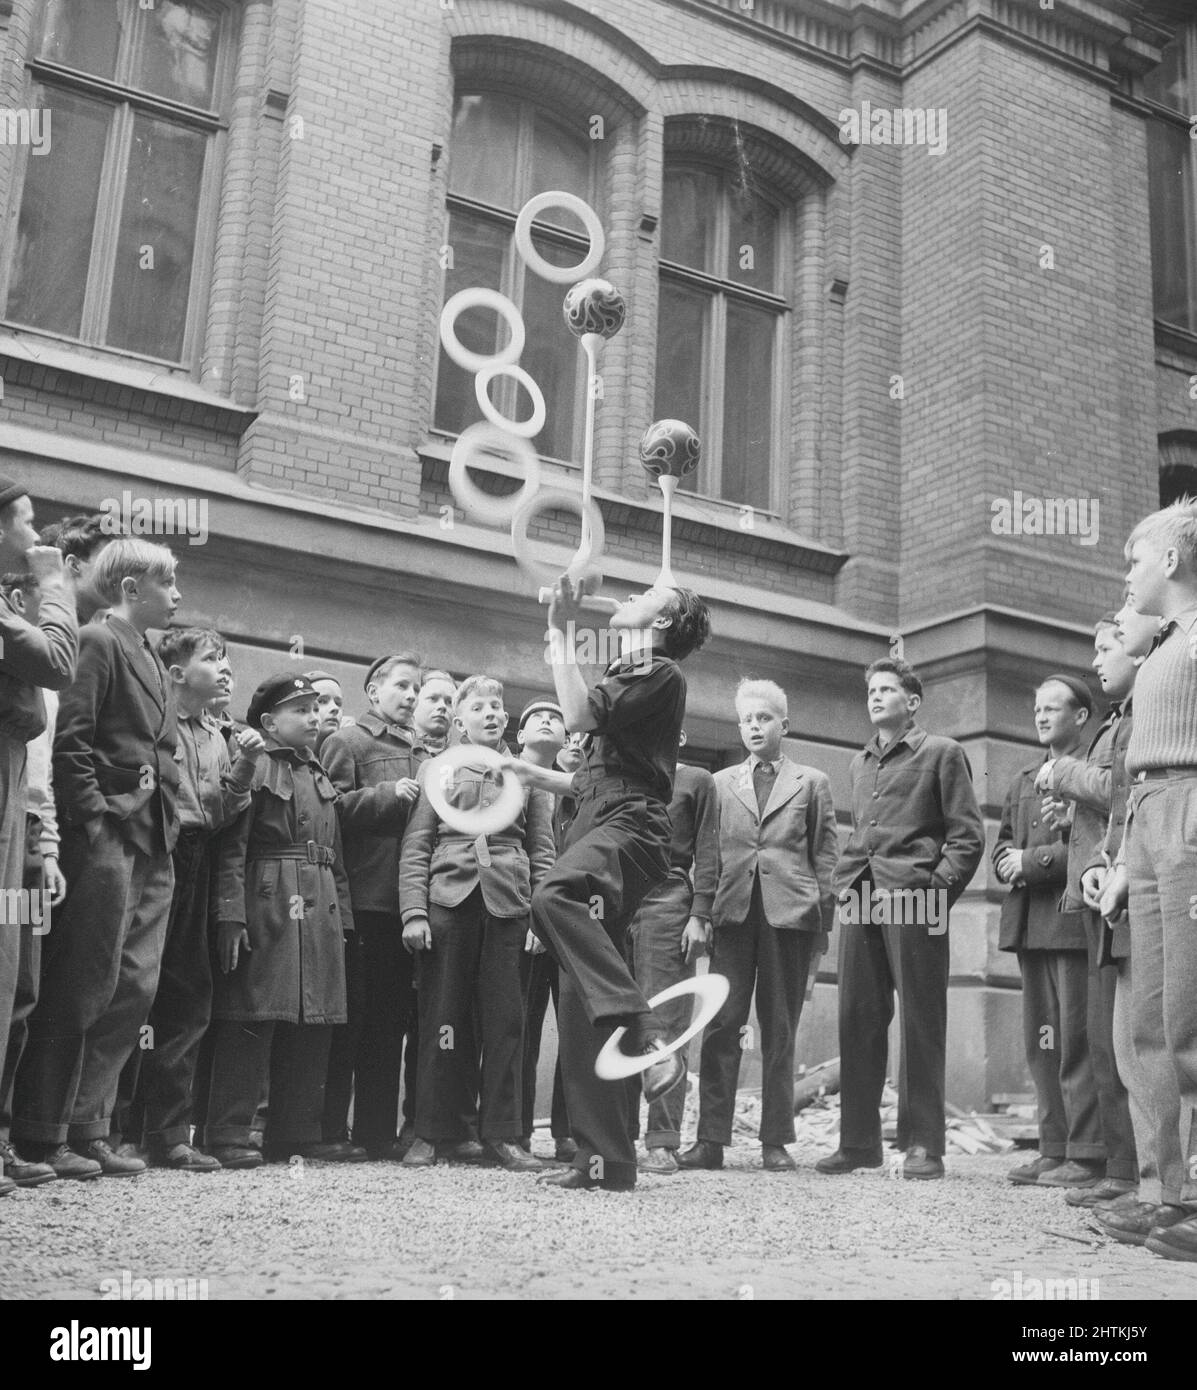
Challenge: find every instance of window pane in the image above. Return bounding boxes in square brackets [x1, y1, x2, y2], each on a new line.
[722, 301, 774, 509]
[530, 110, 592, 221]
[107, 115, 206, 360]
[521, 236, 580, 460]
[4, 88, 110, 337]
[1144, 37, 1188, 114]
[136, 0, 221, 108]
[1147, 118, 1195, 330]
[449, 93, 520, 208]
[654, 279, 708, 494]
[661, 166, 718, 273]
[434, 212, 509, 434]
[727, 186, 777, 293]
[39, 0, 122, 80]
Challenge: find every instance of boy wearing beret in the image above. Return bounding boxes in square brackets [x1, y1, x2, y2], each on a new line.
[201, 674, 359, 1167]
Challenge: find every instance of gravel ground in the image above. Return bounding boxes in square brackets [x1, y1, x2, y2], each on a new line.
[5, 1127, 1197, 1301]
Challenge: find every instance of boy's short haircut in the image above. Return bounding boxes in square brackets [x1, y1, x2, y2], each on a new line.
[734, 678, 787, 720]
[90, 538, 176, 605]
[1095, 612, 1119, 632]
[40, 514, 111, 563]
[1124, 497, 1197, 572]
[454, 675, 503, 711]
[661, 588, 711, 661]
[158, 626, 224, 669]
[0, 571, 36, 598]
[365, 652, 423, 691]
[865, 657, 924, 699]
[422, 669, 456, 688]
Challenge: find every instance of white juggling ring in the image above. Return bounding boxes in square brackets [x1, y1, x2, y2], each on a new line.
[421, 744, 526, 839]
[594, 974, 731, 1081]
[514, 191, 605, 284]
[439, 287, 526, 373]
[510, 487, 605, 594]
[474, 363, 547, 439]
[448, 423, 541, 527]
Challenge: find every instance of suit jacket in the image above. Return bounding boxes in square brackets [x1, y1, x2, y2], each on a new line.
[398, 746, 556, 923]
[53, 615, 179, 856]
[711, 755, 838, 932]
[1044, 716, 1113, 913]
[994, 760, 1085, 952]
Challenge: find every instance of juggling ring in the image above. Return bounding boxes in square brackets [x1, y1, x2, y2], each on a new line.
[474, 363, 547, 439]
[421, 744, 526, 838]
[439, 287, 526, 373]
[510, 487, 605, 594]
[514, 191, 605, 284]
[594, 974, 731, 1081]
[449, 423, 541, 527]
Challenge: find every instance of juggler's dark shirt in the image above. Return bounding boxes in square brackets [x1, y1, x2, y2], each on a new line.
[573, 653, 685, 805]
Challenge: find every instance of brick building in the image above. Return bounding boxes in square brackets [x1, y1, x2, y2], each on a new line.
[0, 0, 1192, 1108]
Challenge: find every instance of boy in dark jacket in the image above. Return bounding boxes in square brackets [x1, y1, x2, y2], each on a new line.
[202, 674, 357, 1168]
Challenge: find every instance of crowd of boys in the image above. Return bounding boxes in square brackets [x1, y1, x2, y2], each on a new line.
[2, 471, 1197, 1255]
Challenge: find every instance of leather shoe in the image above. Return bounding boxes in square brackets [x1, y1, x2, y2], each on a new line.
[0, 1139, 57, 1187]
[639, 1146, 679, 1175]
[207, 1144, 263, 1170]
[540, 1166, 635, 1193]
[0, 1175, 15, 1197]
[153, 1142, 220, 1172]
[75, 1139, 145, 1177]
[554, 1138, 578, 1163]
[1146, 1210, 1197, 1261]
[1065, 1177, 1136, 1208]
[677, 1140, 723, 1171]
[402, 1137, 437, 1168]
[762, 1144, 796, 1171]
[40, 1144, 101, 1180]
[437, 1139, 485, 1164]
[815, 1147, 883, 1175]
[1094, 1200, 1187, 1247]
[282, 1140, 368, 1163]
[641, 1041, 685, 1103]
[365, 1138, 408, 1161]
[485, 1141, 544, 1172]
[902, 1145, 944, 1180]
[1037, 1158, 1104, 1188]
[114, 1141, 150, 1163]
[1008, 1154, 1063, 1186]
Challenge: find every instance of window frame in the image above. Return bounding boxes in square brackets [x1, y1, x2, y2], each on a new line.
[0, 0, 235, 371]
[1144, 23, 1197, 336]
[656, 155, 791, 513]
[432, 91, 601, 464]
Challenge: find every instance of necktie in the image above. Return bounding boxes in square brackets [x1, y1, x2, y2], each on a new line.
[753, 761, 776, 817]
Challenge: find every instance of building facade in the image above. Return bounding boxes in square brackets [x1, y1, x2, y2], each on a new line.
[0, 0, 1192, 1107]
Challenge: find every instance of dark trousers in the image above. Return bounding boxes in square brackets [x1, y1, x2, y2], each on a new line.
[113, 829, 214, 1149]
[414, 888, 525, 1143]
[519, 948, 569, 1143]
[13, 819, 174, 1145]
[324, 911, 413, 1148]
[1082, 910, 1136, 1179]
[0, 922, 41, 1142]
[629, 874, 696, 1148]
[202, 1018, 332, 1148]
[531, 788, 671, 1186]
[697, 880, 814, 1148]
[1019, 948, 1104, 1161]
[838, 877, 949, 1157]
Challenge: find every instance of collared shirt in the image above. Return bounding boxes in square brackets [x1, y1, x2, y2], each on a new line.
[175, 706, 254, 832]
[748, 753, 784, 775]
[1125, 606, 1197, 775]
[575, 653, 685, 804]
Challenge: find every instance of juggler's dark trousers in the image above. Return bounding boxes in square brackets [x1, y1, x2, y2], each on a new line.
[530, 785, 670, 1187]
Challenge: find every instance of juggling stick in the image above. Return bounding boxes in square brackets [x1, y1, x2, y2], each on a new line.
[422, 744, 526, 838]
[656, 473, 678, 589]
[594, 974, 731, 1081]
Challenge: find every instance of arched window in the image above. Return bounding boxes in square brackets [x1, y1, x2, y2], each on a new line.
[655, 157, 788, 511]
[1145, 26, 1197, 333]
[1, 0, 234, 364]
[434, 91, 599, 462]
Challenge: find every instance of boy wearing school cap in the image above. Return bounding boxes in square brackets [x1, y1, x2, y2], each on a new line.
[320, 654, 426, 1158]
[997, 675, 1104, 1190]
[201, 674, 360, 1167]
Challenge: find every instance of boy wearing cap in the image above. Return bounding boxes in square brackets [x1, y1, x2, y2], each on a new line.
[321, 654, 424, 1158]
[400, 676, 555, 1171]
[13, 539, 177, 1180]
[515, 698, 572, 1160]
[202, 673, 358, 1167]
[998, 675, 1105, 1190]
